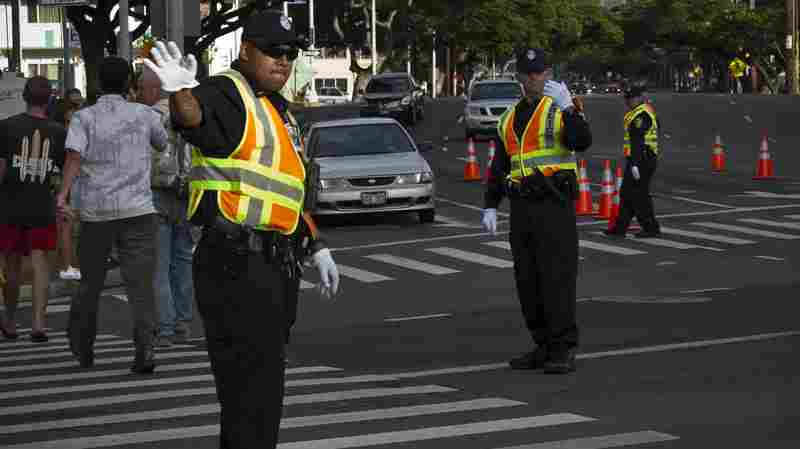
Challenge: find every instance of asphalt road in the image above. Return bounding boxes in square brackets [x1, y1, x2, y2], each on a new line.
[1, 93, 799, 449]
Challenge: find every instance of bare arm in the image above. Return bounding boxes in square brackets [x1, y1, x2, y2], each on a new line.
[58, 150, 81, 199]
[170, 89, 203, 129]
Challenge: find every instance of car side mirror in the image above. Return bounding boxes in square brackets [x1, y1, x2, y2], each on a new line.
[418, 142, 434, 153]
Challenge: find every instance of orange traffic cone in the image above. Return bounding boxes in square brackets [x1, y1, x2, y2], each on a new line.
[483, 140, 496, 184]
[595, 160, 614, 219]
[711, 131, 726, 173]
[608, 166, 623, 231]
[575, 159, 594, 215]
[463, 137, 481, 181]
[753, 132, 775, 180]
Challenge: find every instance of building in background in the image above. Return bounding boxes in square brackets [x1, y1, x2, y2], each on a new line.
[0, 1, 86, 94]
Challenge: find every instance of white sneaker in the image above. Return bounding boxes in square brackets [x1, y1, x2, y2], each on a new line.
[59, 266, 82, 281]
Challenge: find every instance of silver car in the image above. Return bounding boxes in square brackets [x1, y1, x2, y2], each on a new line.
[464, 79, 523, 140]
[306, 118, 436, 223]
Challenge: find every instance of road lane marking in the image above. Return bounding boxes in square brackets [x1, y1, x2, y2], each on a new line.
[0, 385, 457, 418]
[660, 227, 755, 245]
[0, 334, 117, 350]
[755, 256, 785, 261]
[681, 287, 734, 294]
[277, 415, 595, 449]
[0, 351, 209, 374]
[381, 330, 800, 379]
[365, 254, 460, 275]
[427, 247, 514, 268]
[1, 414, 592, 449]
[433, 214, 481, 228]
[1, 344, 195, 364]
[691, 222, 800, 239]
[300, 280, 315, 289]
[484, 240, 511, 250]
[656, 261, 678, 266]
[331, 204, 800, 252]
[499, 431, 679, 449]
[45, 304, 70, 313]
[435, 197, 510, 216]
[785, 214, 800, 219]
[0, 297, 71, 311]
[0, 365, 339, 387]
[655, 194, 737, 208]
[0, 398, 525, 436]
[0, 338, 133, 356]
[336, 264, 394, 283]
[579, 240, 647, 256]
[385, 313, 452, 322]
[737, 218, 800, 231]
[593, 232, 724, 251]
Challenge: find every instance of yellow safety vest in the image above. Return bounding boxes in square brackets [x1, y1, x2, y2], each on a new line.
[187, 70, 306, 235]
[623, 103, 659, 157]
[497, 96, 577, 180]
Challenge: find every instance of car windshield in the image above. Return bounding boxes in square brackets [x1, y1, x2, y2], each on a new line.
[470, 83, 522, 100]
[321, 88, 341, 96]
[311, 124, 415, 157]
[366, 77, 411, 94]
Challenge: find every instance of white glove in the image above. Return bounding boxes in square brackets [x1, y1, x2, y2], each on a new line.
[142, 41, 200, 92]
[631, 166, 641, 181]
[482, 208, 498, 235]
[543, 80, 574, 111]
[312, 248, 340, 300]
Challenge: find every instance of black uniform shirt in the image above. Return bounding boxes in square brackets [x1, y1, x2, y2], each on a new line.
[626, 111, 654, 167]
[175, 67, 324, 251]
[484, 97, 592, 209]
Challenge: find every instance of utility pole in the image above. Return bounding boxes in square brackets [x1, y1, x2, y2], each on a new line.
[788, 0, 799, 94]
[118, 0, 131, 60]
[167, 0, 185, 52]
[61, 9, 72, 90]
[431, 32, 436, 99]
[308, 0, 315, 49]
[371, 0, 377, 75]
[11, 0, 21, 74]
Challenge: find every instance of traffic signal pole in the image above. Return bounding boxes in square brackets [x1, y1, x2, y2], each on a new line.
[788, 0, 799, 94]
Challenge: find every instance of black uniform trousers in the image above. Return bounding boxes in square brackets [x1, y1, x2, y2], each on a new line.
[614, 157, 660, 234]
[508, 195, 579, 352]
[193, 232, 289, 449]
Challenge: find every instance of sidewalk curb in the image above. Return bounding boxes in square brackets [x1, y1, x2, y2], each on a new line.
[16, 268, 124, 302]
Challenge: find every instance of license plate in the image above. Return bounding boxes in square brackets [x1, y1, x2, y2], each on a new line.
[361, 191, 387, 206]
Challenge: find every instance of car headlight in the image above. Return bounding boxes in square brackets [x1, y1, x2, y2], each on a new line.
[401, 96, 412, 105]
[318, 178, 348, 190]
[396, 172, 433, 185]
[468, 107, 482, 116]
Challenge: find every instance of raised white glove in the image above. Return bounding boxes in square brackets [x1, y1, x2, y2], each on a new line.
[482, 208, 498, 235]
[543, 80, 574, 111]
[631, 165, 641, 181]
[312, 248, 339, 300]
[142, 41, 199, 92]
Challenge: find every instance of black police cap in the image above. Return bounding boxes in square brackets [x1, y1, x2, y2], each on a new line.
[515, 48, 547, 74]
[242, 10, 307, 50]
[624, 84, 647, 98]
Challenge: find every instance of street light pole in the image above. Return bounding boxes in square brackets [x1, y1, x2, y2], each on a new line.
[118, 0, 131, 60]
[371, 0, 377, 75]
[431, 32, 437, 99]
[788, 0, 799, 94]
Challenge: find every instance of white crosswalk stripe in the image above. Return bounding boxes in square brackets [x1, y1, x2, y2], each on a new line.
[578, 240, 647, 256]
[336, 264, 394, 282]
[593, 232, 724, 251]
[0, 332, 679, 448]
[785, 214, 800, 220]
[365, 254, 460, 275]
[427, 247, 514, 268]
[691, 222, 800, 239]
[659, 227, 756, 245]
[737, 218, 800, 231]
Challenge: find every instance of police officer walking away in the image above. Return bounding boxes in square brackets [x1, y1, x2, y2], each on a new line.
[481, 48, 592, 374]
[144, 11, 340, 449]
[605, 84, 661, 238]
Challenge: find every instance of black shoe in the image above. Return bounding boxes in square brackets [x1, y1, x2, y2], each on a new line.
[131, 345, 156, 374]
[77, 349, 95, 368]
[543, 349, 576, 374]
[634, 230, 662, 239]
[509, 346, 549, 370]
[30, 331, 49, 343]
[602, 229, 626, 238]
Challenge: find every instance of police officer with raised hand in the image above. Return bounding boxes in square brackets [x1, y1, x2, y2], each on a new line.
[144, 10, 339, 448]
[605, 84, 661, 238]
[481, 48, 591, 374]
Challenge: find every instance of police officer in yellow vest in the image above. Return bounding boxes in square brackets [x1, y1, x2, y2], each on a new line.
[144, 11, 340, 449]
[605, 84, 661, 238]
[481, 48, 592, 374]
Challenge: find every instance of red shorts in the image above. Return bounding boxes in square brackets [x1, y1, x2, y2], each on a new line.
[0, 224, 58, 255]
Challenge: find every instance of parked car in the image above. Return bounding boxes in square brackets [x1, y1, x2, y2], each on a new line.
[601, 83, 623, 95]
[464, 79, 523, 140]
[316, 87, 350, 105]
[305, 117, 436, 223]
[360, 72, 426, 126]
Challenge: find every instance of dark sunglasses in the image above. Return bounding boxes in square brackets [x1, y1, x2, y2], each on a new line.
[260, 45, 299, 61]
